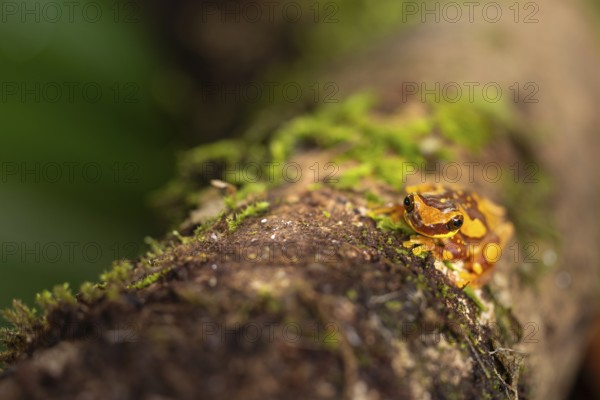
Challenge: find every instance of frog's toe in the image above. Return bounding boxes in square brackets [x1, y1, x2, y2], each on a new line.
[456, 271, 476, 288]
[472, 262, 484, 275]
[442, 249, 456, 261]
[411, 246, 426, 256]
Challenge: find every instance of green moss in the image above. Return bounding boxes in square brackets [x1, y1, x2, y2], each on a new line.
[269, 93, 513, 199]
[100, 260, 134, 286]
[433, 98, 506, 153]
[385, 301, 403, 312]
[321, 327, 340, 351]
[104, 284, 122, 302]
[171, 230, 191, 245]
[463, 287, 487, 312]
[415, 249, 429, 260]
[224, 182, 269, 210]
[35, 283, 77, 311]
[346, 289, 358, 301]
[307, 182, 323, 191]
[270, 94, 429, 191]
[334, 164, 374, 190]
[395, 248, 409, 256]
[256, 289, 282, 314]
[152, 2, 520, 231]
[369, 212, 414, 235]
[365, 191, 384, 205]
[438, 284, 450, 299]
[78, 282, 104, 303]
[443, 261, 457, 271]
[227, 201, 270, 232]
[193, 212, 224, 239]
[1, 300, 37, 329]
[181, 139, 246, 175]
[128, 268, 172, 290]
[414, 273, 429, 291]
[144, 237, 165, 257]
[161, 92, 508, 221]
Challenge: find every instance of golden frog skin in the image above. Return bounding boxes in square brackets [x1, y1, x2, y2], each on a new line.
[383, 184, 514, 288]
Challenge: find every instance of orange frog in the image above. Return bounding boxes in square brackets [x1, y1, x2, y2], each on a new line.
[379, 184, 514, 288]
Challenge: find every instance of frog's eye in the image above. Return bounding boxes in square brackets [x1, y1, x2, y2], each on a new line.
[447, 215, 464, 230]
[403, 195, 414, 212]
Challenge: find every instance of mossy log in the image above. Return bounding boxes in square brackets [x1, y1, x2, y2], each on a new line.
[2, 0, 600, 399]
[0, 179, 526, 400]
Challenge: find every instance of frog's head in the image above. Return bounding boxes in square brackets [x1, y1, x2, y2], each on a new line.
[403, 192, 464, 238]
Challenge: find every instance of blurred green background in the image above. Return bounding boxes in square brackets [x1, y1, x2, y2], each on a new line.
[0, 0, 176, 311]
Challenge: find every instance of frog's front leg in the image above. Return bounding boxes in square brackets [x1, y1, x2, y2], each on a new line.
[403, 235, 437, 256]
[438, 236, 468, 262]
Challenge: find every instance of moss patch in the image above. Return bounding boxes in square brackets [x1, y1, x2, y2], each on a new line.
[128, 268, 173, 290]
[226, 201, 270, 232]
[156, 92, 516, 226]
